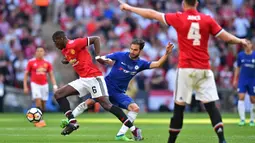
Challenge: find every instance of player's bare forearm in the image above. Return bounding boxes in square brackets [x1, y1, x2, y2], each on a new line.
[23, 72, 29, 89]
[233, 67, 240, 81]
[89, 36, 101, 56]
[129, 7, 164, 23]
[49, 71, 57, 86]
[150, 54, 168, 69]
[217, 30, 243, 44]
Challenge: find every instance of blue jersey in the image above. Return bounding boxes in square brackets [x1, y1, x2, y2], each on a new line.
[105, 52, 151, 92]
[237, 51, 255, 95]
[237, 51, 255, 80]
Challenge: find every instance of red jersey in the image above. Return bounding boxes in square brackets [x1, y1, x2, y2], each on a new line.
[26, 58, 52, 85]
[164, 9, 223, 69]
[61, 37, 102, 78]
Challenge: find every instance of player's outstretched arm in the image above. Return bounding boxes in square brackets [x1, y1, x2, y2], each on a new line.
[150, 42, 174, 69]
[89, 36, 101, 56]
[118, 0, 165, 24]
[217, 30, 248, 46]
[95, 56, 114, 65]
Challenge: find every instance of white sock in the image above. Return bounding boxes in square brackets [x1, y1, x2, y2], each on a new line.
[238, 100, 245, 121]
[117, 111, 138, 136]
[250, 104, 254, 122]
[72, 102, 88, 118]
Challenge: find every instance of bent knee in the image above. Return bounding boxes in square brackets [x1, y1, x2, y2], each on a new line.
[54, 90, 61, 99]
[129, 104, 140, 113]
[86, 99, 96, 108]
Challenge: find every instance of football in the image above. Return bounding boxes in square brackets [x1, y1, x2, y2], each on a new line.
[26, 108, 42, 123]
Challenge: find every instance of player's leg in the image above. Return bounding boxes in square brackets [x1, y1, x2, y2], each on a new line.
[237, 80, 247, 126]
[72, 98, 96, 117]
[60, 98, 96, 128]
[196, 70, 226, 143]
[168, 69, 191, 143]
[37, 84, 50, 127]
[248, 83, 255, 126]
[95, 96, 142, 140]
[31, 83, 45, 127]
[237, 93, 246, 126]
[89, 76, 142, 141]
[114, 93, 138, 141]
[249, 96, 255, 126]
[54, 83, 82, 135]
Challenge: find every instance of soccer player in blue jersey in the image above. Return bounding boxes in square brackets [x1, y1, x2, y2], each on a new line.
[233, 40, 255, 126]
[61, 39, 174, 141]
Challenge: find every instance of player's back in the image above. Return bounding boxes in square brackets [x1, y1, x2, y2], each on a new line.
[164, 9, 223, 69]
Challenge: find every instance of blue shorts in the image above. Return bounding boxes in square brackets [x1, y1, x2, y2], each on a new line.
[107, 84, 134, 110]
[238, 78, 255, 95]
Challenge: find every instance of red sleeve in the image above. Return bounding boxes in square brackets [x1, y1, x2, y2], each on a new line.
[47, 62, 53, 72]
[74, 37, 89, 51]
[164, 12, 181, 29]
[209, 16, 223, 37]
[26, 61, 31, 72]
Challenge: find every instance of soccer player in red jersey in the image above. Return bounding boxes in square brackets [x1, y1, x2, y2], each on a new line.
[24, 47, 58, 127]
[119, 0, 249, 143]
[52, 31, 142, 139]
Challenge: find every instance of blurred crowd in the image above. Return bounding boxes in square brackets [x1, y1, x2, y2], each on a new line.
[0, 0, 50, 88]
[0, 0, 255, 95]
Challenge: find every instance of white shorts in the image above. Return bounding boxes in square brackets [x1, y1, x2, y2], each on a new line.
[31, 82, 49, 101]
[68, 76, 108, 98]
[174, 68, 219, 104]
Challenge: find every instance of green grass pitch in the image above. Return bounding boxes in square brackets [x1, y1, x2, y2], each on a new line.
[0, 113, 254, 143]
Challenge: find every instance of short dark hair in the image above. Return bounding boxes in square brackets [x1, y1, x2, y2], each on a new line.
[52, 31, 66, 41]
[184, 0, 197, 6]
[131, 39, 145, 50]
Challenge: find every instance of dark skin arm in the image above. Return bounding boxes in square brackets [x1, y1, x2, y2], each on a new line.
[61, 36, 101, 64]
[89, 36, 101, 56]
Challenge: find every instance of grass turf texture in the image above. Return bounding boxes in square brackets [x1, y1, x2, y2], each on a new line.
[0, 113, 254, 143]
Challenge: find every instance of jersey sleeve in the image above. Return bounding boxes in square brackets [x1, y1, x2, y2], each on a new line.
[163, 12, 181, 29]
[47, 62, 53, 72]
[237, 53, 241, 67]
[25, 61, 32, 72]
[209, 16, 223, 37]
[139, 60, 152, 71]
[106, 52, 122, 61]
[74, 37, 89, 51]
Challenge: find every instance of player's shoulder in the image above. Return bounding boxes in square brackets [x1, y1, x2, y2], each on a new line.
[43, 59, 52, 65]
[237, 51, 245, 57]
[28, 58, 36, 63]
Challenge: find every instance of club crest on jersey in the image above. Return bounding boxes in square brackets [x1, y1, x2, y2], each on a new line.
[252, 59, 255, 63]
[135, 65, 139, 70]
[70, 49, 75, 55]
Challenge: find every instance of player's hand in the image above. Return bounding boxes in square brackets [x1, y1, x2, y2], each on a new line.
[61, 58, 69, 64]
[165, 42, 174, 55]
[24, 87, 29, 95]
[242, 39, 252, 49]
[96, 56, 113, 65]
[118, 0, 132, 11]
[232, 79, 238, 88]
[53, 85, 58, 93]
[240, 39, 249, 48]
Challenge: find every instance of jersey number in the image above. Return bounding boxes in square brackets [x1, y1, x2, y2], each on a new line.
[188, 22, 201, 46]
[92, 86, 97, 94]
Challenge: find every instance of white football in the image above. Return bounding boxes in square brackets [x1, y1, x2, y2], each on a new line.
[26, 108, 42, 123]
